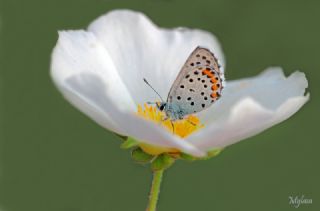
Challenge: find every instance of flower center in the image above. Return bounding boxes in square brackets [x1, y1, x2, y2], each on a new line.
[136, 103, 204, 155]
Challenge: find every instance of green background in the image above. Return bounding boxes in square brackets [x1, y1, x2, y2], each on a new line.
[0, 0, 319, 210]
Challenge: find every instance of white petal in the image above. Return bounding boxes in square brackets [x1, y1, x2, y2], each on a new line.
[88, 9, 225, 104]
[199, 67, 308, 124]
[64, 73, 205, 157]
[51, 30, 136, 134]
[188, 67, 309, 150]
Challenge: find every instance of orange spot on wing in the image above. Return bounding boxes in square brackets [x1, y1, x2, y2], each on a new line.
[202, 70, 211, 75]
[202, 69, 220, 84]
[210, 92, 217, 98]
[210, 77, 217, 83]
[202, 70, 215, 78]
[211, 84, 218, 91]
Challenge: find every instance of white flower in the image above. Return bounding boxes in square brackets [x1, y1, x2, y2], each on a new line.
[50, 9, 309, 157]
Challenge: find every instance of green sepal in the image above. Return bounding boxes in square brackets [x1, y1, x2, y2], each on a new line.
[131, 147, 154, 163]
[180, 148, 224, 161]
[200, 148, 223, 160]
[114, 132, 128, 141]
[151, 153, 175, 171]
[121, 137, 139, 149]
[179, 153, 197, 161]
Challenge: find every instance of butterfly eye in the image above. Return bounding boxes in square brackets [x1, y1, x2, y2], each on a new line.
[159, 104, 165, 111]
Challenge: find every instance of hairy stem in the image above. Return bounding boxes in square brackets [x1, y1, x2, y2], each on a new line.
[146, 169, 164, 211]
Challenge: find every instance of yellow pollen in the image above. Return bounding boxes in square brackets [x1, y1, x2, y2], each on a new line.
[136, 103, 204, 155]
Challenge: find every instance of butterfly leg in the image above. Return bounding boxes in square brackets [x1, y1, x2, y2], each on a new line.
[170, 120, 175, 134]
[187, 119, 196, 126]
[162, 116, 169, 121]
[160, 115, 175, 134]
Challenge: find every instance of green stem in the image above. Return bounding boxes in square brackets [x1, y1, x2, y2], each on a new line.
[146, 169, 164, 211]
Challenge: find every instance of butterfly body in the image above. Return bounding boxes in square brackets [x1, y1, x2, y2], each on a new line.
[149, 46, 224, 121]
[156, 102, 185, 120]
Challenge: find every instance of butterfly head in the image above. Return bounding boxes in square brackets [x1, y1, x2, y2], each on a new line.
[156, 102, 166, 111]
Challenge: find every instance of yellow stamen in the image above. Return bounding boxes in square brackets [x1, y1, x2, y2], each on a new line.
[136, 103, 204, 155]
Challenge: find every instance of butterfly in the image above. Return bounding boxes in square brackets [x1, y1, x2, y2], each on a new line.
[144, 46, 224, 121]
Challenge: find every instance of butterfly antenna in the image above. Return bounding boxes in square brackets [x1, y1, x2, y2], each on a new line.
[143, 78, 165, 102]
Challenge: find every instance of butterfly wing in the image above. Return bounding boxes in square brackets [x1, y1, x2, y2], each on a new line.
[167, 47, 224, 116]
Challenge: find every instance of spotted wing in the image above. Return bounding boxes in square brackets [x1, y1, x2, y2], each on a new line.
[167, 47, 224, 116]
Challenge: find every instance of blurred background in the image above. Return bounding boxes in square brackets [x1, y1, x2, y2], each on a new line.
[0, 0, 319, 210]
